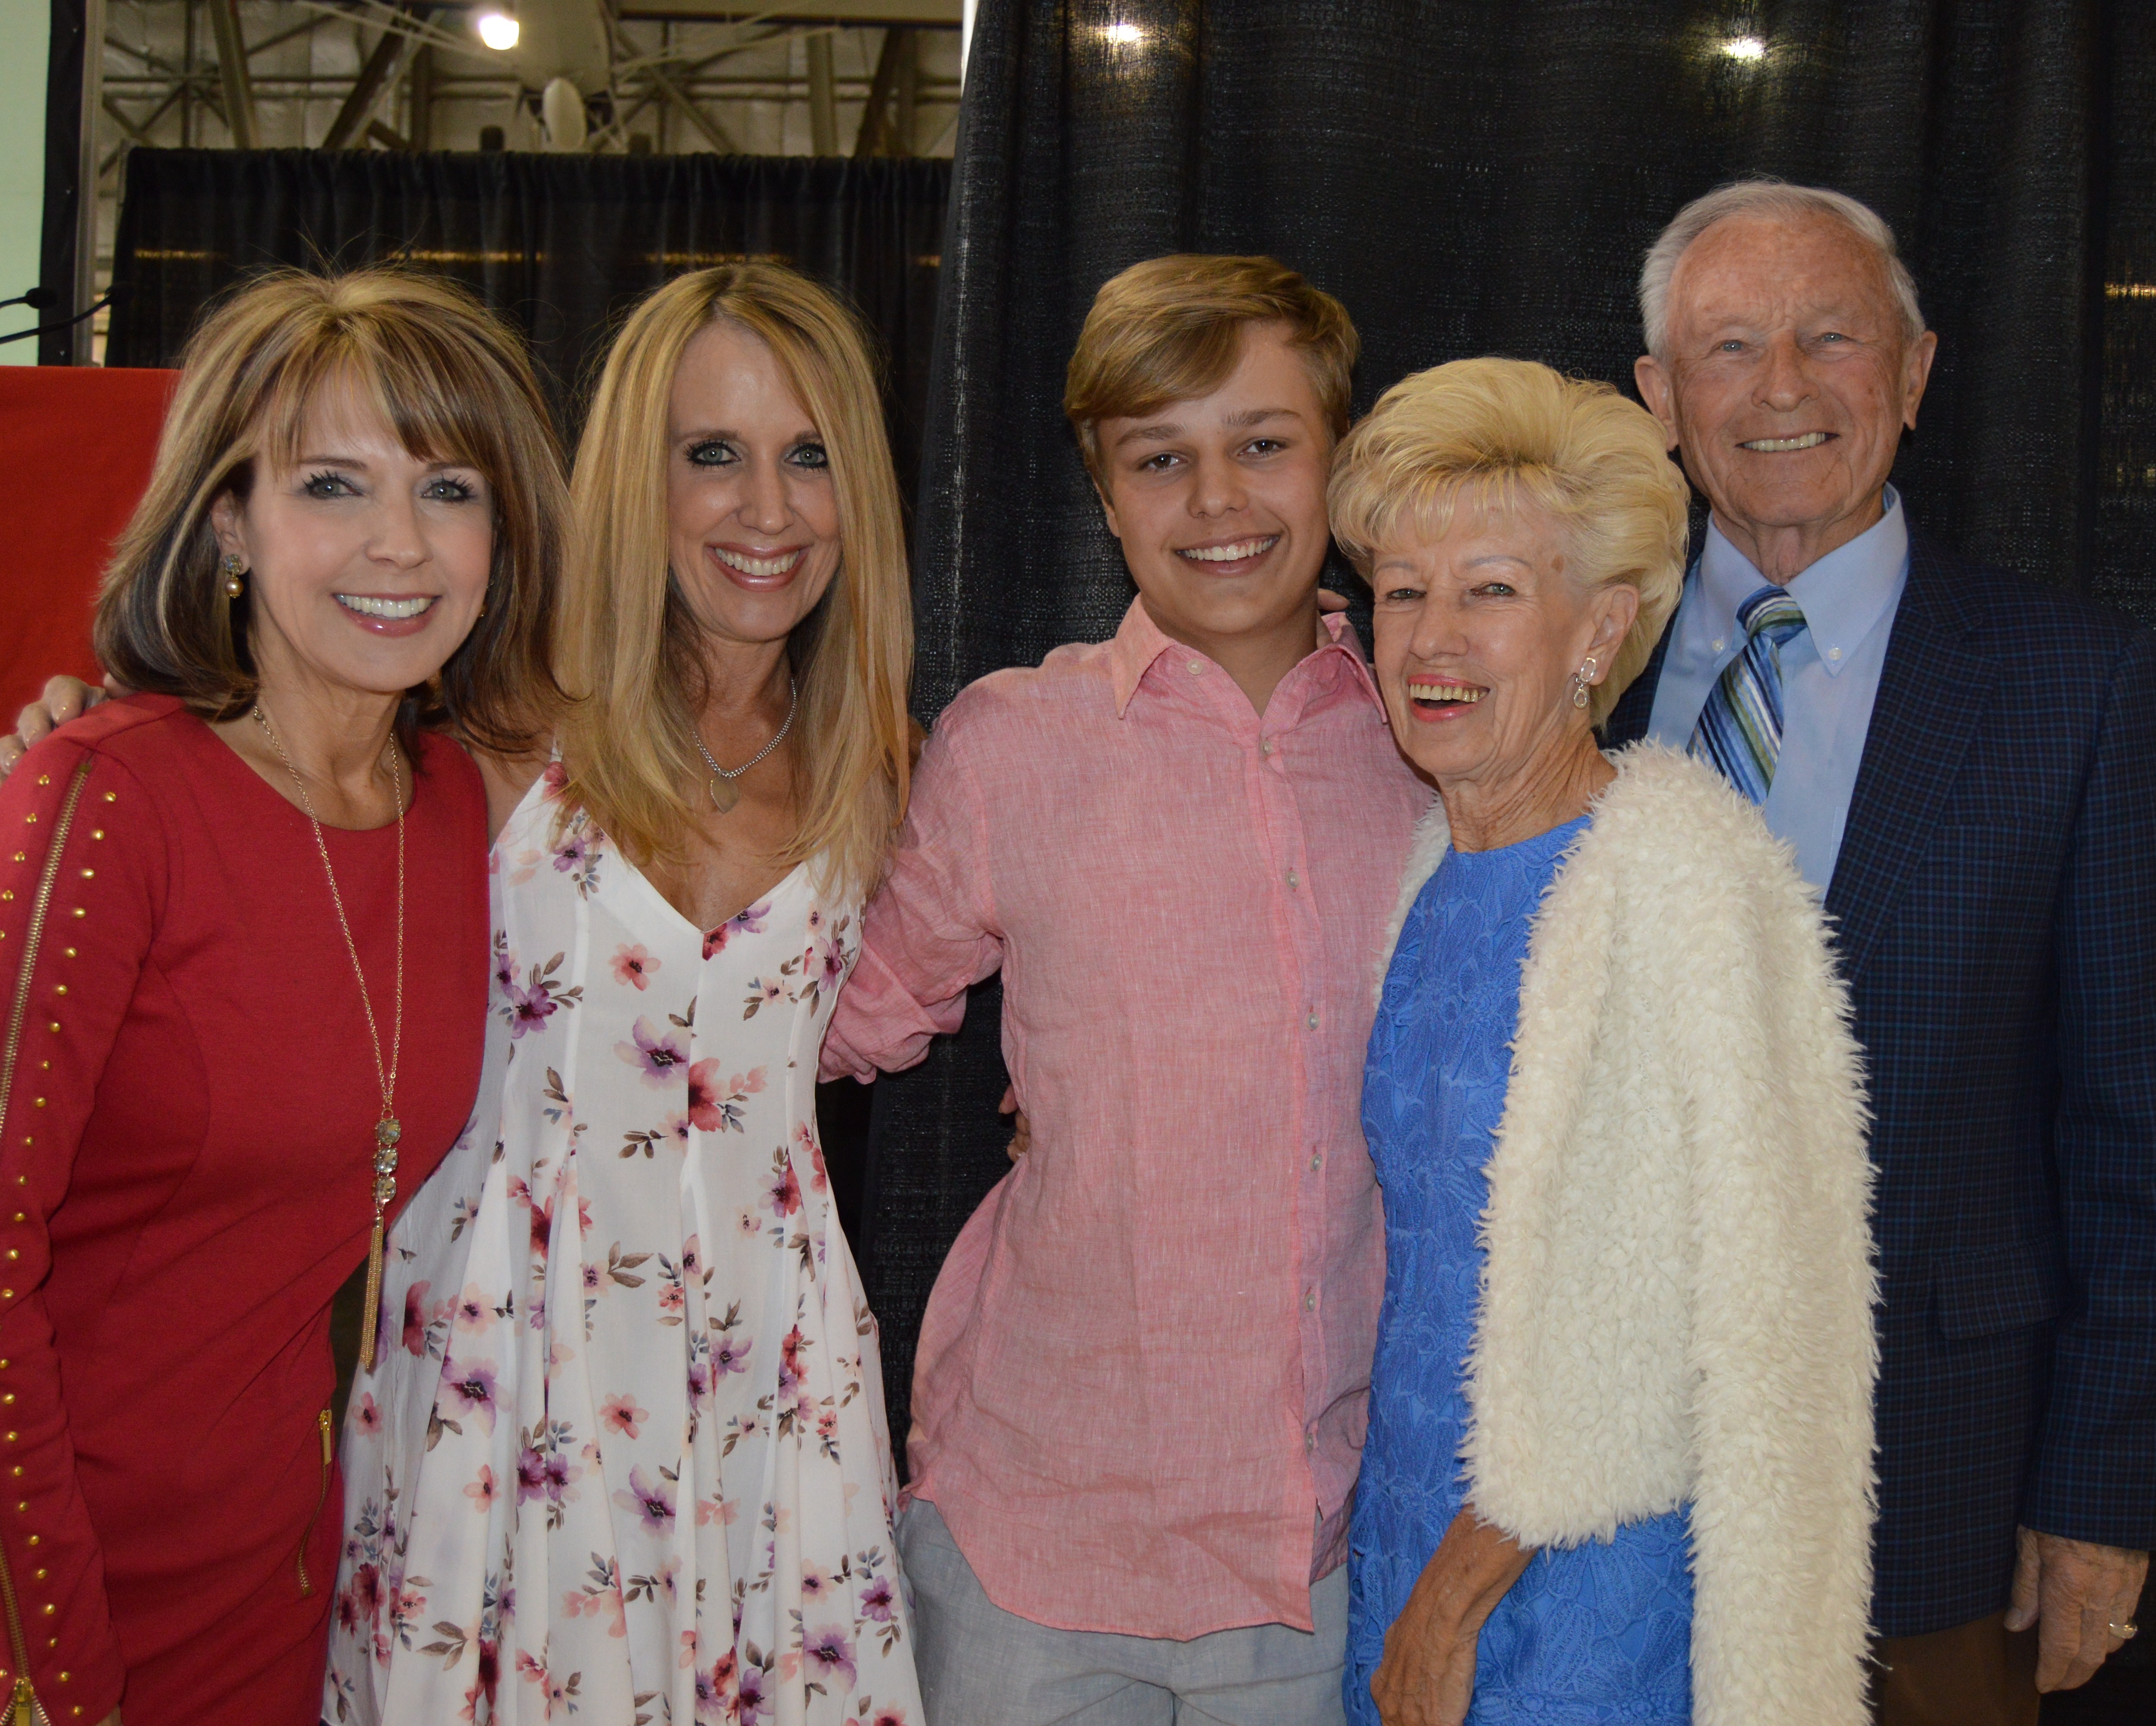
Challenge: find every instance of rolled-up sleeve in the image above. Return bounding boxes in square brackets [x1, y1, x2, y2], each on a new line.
[821, 703, 1003, 1084]
[0, 742, 158, 1723]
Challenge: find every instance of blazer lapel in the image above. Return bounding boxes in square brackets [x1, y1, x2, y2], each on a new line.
[1824, 540, 1992, 984]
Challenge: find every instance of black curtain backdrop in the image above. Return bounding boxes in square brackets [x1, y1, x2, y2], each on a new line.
[862, 0, 2156, 1464]
[106, 149, 951, 502]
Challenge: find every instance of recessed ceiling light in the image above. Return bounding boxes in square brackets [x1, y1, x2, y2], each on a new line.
[1723, 35, 1767, 61]
[477, 10, 520, 52]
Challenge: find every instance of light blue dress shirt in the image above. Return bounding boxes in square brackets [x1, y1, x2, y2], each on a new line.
[1644, 487, 1910, 890]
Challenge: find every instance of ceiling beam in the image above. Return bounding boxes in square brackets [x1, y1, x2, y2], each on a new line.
[645, 61, 741, 153]
[205, 0, 257, 147]
[323, 13, 415, 149]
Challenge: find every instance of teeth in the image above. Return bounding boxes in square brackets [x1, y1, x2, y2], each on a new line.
[714, 546, 803, 578]
[1410, 684, 1484, 704]
[1180, 537, 1277, 563]
[336, 594, 435, 619]
[1740, 431, 1830, 452]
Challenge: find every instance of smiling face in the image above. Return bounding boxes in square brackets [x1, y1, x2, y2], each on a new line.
[1370, 499, 1636, 795]
[1092, 321, 1334, 656]
[1635, 211, 1936, 580]
[666, 317, 842, 651]
[211, 373, 493, 702]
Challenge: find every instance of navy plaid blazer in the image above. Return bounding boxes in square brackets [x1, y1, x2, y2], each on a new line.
[1606, 535, 2156, 1637]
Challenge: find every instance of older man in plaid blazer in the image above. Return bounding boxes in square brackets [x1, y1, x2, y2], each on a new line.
[1605, 180, 2155, 1725]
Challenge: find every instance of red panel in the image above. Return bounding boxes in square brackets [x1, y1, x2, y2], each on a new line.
[0, 368, 179, 725]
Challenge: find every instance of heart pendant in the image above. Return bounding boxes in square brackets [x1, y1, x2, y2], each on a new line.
[707, 776, 740, 814]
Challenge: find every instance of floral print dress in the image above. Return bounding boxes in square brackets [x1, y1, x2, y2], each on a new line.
[324, 769, 921, 1726]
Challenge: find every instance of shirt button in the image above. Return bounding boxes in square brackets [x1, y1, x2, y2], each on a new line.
[1187, 660, 1203, 675]
[1286, 868, 1300, 890]
[1828, 646, 1843, 661]
[1306, 1010, 1320, 1031]
[1712, 638, 1727, 653]
[1261, 738, 1275, 757]
[1304, 1289, 1318, 1312]
[1308, 1153, 1323, 1172]
[1305, 1430, 1317, 1454]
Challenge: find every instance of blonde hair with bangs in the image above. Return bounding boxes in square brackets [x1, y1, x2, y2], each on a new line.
[1064, 254, 1358, 481]
[553, 264, 912, 899]
[1329, 357, 1691, 726]
[95, 267, 566, 752]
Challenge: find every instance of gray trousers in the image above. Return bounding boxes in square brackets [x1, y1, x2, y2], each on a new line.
[897, 1498, 1350, 1726]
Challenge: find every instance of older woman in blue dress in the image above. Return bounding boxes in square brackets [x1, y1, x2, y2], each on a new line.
[1330, 357, 1878, 1726]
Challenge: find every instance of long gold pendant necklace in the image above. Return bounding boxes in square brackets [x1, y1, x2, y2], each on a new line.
[691, 678, 798, 814]
[253, 704, 405, 1371]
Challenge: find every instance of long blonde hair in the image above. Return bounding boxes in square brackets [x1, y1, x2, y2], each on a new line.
[554, 264, 912, 898]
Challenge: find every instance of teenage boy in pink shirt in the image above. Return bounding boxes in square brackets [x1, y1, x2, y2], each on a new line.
[822, 255, 1427, 1723]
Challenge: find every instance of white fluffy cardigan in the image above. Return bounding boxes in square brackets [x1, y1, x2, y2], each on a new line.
[1376, 744, 1878, 1726]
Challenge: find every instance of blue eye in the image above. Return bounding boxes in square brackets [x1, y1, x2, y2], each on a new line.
[688, 440, 737, 467]
[788, 442, 830, 470]
[424, 476, 479, 503]
[302, 471, 356, 498]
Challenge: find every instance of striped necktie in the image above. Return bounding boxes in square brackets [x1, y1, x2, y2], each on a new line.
[1688, 584, 1809, 805]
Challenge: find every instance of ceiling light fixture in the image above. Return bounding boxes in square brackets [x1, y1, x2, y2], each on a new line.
[1102, 22, 1144, 46]
[1723, 35, 1767, 61]
[477, 9, 520, 52]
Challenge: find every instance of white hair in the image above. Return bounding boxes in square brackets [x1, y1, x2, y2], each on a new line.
[1639, 180, 1926, 359]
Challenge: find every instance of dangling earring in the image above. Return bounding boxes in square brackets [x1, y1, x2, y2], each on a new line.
[221, 554, 247, 598]
[1572, 655, 1599, 710]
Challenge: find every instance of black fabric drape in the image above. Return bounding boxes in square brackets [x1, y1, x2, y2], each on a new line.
[865, 0, 2156, 1461]
[107, 149, 951, 499]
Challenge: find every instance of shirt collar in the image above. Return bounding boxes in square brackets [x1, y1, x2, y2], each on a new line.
[1106, 595, 1376, 718]
[1698, 486, 1909, 677]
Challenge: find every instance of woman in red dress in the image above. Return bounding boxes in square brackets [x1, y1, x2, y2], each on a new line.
[0, 270, 563, 1725]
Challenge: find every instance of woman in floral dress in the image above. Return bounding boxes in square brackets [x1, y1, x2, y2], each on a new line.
[323, 263, 921, 1726]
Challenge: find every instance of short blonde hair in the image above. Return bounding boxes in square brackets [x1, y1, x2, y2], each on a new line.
[1064, 254, 1358, 480]
[1329, 357, 1690, 726]
[96, 267, 566, 753]
[553, 263, 912, 899]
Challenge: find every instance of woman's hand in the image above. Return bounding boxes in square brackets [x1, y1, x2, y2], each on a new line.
[0, 675, 108, 779]
[1372, 1507, 1535, 1726]
[998, 1085, 1032, 1162]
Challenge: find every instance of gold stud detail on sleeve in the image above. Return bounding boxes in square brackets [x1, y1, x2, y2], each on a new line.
[31, 1569, 40, 1581]
[102, 792, 114, 803]
[90, 832, 102, 841]
[39, 1603, 51, 1616]
[69, 908, 82, 918]
[1, 892, 12, 902]
[22, 816, 33, 825]
[62, 949, 73, 959]
[9, 852, 21, 863]
[44, 1024, 56, 1035]
[34, 778, 47, 788]
[77, 871, 91, 881]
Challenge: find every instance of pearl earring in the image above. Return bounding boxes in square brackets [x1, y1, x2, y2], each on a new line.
[221, 554, 246, 598]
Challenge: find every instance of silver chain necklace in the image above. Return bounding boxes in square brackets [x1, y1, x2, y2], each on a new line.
[692, 677, 798, 812]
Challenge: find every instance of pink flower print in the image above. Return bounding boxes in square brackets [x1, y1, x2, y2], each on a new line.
[685, 1060, 723, 1131]
[702, 898, 772, 960]
[452, 1283, 494, 1334]
[765, 1161, 803, 1219]
[401, 1281, 439, 1356]
[801, 1625, 858, 1692]
[695, 1495, 739, 1527]
[617, 1015, 690, 1086]
[354, 1392, 382, 1436]
[799, 1561, 833, 1605]
[736, 1207, 760, 1237]
[516, 1445, 549, 1503]
[610, 943, 660, 991]
[545, 1448, 582, 1503]
[870, 1708, 911, 1726]
[600, 1393, 648, 1439]
[859, 1575, 896, 1623]
[540, 758, 569, 801]
[711, 1331, 751, 1377]
[464, 1465, 500, 1511]
[612, 1464, 677, 1534]
[659, 1280, 685, 1317]
[440, 1357, 502, 1433]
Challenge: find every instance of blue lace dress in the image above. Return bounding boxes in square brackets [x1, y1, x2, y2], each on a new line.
[1345, 818, 1694, 1725]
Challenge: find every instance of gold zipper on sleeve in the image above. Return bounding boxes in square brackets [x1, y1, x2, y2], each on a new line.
[0, 757, 95, 1726]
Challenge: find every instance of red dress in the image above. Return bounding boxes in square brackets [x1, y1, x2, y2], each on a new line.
[0, 695, 486, 1725]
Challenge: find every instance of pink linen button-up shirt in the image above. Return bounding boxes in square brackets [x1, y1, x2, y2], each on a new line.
[822, 597, 1428, 1640]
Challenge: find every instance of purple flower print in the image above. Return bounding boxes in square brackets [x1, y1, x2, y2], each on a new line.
[616, 1015, 690, 1085]
[552, 830, 593, 875]
[801, 1624, 858, 1692]
[516, 1445, 549, 1504]
[701, 899, 771, 960]
[543, 1448, 581, 1503]
[737, 1661, 772, 1726]
[711, 1332, 752, 1377]
[612, 1463, 676, 1534]
[439, 1357, 501, 1433]
[859, 1575, 896, 1623]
